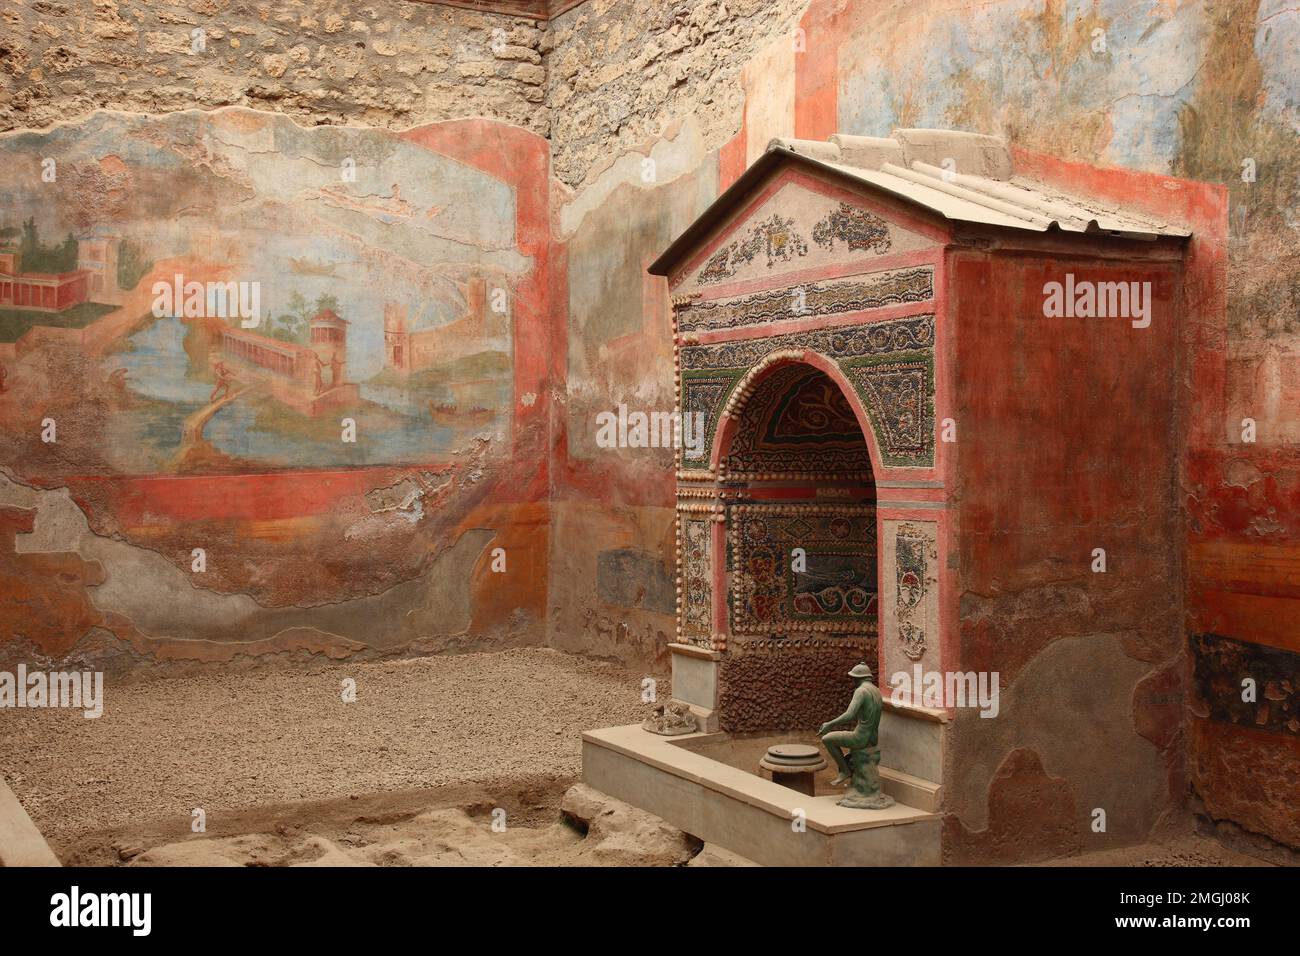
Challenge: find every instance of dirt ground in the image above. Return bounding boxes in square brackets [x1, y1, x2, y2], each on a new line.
[44, 779, 721, 867]
[0, 646, 650, 859]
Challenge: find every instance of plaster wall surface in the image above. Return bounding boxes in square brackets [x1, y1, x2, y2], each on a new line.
[946, 243, 1186, 860]
[0, 107, 555, 667]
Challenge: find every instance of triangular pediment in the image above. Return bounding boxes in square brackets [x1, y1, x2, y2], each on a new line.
[671, 173, 940, 294]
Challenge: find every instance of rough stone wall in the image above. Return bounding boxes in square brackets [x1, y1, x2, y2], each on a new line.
[0, 0, 548, 133]
[546, 0, 808, 188]
[717, 637, 874, 734]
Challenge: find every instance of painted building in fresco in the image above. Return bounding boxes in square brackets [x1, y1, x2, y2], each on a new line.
[0, 250, 92, 313]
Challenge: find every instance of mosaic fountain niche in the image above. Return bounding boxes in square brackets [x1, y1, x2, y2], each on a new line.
[582, 133, 963, 866]
[583, 129, 1190, 865]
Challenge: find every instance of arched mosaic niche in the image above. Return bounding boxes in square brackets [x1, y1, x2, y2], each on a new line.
[679, 313, 936, 473]
[708, 360, 882, 733]
[660, 155, 949, 735]
[721, 363, 873, 478]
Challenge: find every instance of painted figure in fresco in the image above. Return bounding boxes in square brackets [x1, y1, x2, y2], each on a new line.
[312, 356, 325, 395]
[818, 663, 895, 810]
[329, 352, 343, 389]
[0, 365, 7, 393]
[209, 361, 233, 403]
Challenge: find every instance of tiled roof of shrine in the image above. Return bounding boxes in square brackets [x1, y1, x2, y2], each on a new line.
[649, 129, 1191, 277]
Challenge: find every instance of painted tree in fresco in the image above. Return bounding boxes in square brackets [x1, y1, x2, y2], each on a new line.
[271, 292, 340, 343]
[273, 291, 310, 342]
[115, 239, 153, 291]
[12, 219, 78, 273]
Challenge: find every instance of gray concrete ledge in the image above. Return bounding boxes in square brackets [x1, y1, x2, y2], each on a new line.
[583, 724, 940, 866]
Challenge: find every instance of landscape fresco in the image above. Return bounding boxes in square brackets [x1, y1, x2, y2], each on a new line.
[0, 109, 528, 474]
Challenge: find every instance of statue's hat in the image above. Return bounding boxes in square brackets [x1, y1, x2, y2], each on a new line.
[848, 663, 873, 679]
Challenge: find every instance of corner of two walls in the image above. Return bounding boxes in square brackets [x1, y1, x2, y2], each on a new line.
[0, 0, 814, 676]
[541, 0, 813, 673]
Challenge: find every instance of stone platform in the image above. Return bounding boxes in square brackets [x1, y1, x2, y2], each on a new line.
[582, 724, 941, 866]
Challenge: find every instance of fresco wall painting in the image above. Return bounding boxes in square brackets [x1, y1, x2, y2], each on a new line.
[0, 109, 554, 663]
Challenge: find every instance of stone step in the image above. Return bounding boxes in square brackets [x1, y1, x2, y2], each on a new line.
[881, 765, 942, 813]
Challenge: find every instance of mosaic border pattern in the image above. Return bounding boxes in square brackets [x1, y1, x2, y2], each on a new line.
[680, 314, 933, 370]
[678, 314, 936, 469]
[841, 349, 935, 467]
[675, 266, 934, 333]
[680, 516, 713, 643]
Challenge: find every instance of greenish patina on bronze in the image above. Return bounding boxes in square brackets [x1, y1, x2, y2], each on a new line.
[818, 663, 895, 810]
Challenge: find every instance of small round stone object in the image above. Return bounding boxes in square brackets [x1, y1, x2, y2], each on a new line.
[763, 744, 822, 766]
[759, 743, 827, 797]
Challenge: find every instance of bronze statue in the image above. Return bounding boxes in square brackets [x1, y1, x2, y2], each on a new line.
[818, 663, 895, 809]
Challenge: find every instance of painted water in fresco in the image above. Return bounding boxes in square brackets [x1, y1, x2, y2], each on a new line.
[0, 109, 528, 473]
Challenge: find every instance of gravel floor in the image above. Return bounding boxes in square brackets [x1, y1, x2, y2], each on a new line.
[1, 647, 1276, 868]
[0, 647, 649, 849]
